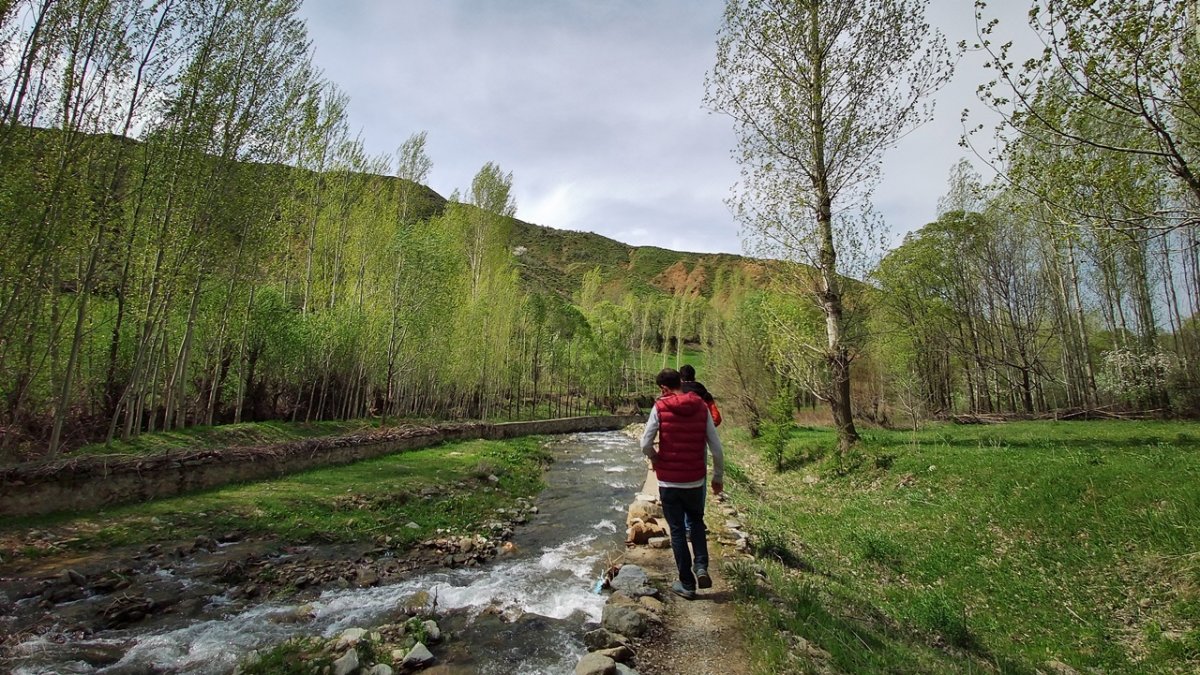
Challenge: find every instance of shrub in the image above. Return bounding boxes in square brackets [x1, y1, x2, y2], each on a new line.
[758, 387, 795, 472]
[824, 447, 866, 477]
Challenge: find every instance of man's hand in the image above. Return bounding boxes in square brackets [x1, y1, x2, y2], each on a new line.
[712, 481, 723, 495]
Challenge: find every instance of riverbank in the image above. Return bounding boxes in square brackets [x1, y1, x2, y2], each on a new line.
[0, 434, 550, 671]
[1, 415, 642, 518]
[0, 429, 651, 674]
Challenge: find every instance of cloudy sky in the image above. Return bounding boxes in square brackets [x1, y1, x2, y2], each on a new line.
[297, 1, 1037, 255]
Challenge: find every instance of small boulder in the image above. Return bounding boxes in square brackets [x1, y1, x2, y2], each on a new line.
[355, 567, 379, 588]
[602, 604, 647, 638]
[1044, 661, 1080, 675]
[62, 569, 87, 587]
[402, 590, 430, 614]
[583, 628, 629, 651]
[638, 596, 665, 614]
[422, 619, 442, 643]
[626, 521, 657, 545]
[335, 627, 368, 651]
[367, 665, 394, 675]
[614, 664, 640, 675]
[610, 565, 657, 598]
[595, 645, 635, 664]
[401, 642, 435, 669]
[647, 536, 669, 549]
[626, 499, 663, 525]
[332, 649, 359, 675]
[575, 652, 616, 675]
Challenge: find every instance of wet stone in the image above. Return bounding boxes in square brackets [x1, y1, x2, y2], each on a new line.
[583, 628, 629, 651]
[355, 567, 379, 588]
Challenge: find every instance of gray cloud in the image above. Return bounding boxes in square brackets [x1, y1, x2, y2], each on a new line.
[299, 1, 1041, 256]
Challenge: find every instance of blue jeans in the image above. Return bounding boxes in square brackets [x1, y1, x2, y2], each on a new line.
[659, 485, 708, 590]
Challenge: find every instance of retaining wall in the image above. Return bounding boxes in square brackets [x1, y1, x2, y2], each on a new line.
[0, 415, 644, 519]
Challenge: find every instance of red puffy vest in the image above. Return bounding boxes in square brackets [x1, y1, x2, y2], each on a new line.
[653, 391, 709, 484]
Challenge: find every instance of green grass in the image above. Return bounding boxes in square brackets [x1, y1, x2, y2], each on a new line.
[635, 347, 706, 378]
[68, 419, 379, 459]
[240, 637, 334, 675]
[719, 420, 1200, 673]
[0, 436, 552, 563]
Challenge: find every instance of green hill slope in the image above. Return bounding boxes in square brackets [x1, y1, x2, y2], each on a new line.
[399, 181, 763, 301]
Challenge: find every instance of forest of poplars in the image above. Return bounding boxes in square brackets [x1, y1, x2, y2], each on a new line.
[1, 0, 1197, 463]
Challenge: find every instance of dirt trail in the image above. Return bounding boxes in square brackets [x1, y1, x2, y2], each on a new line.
[627, 470, 754, 675]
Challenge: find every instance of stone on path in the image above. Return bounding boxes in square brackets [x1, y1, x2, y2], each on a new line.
[638, 596, 665, 614]
[626, 499, 663, 525]
[647, 536, 669, 549]
[610, 565, 658, 598]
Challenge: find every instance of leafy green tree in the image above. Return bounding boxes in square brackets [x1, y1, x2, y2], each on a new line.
[705, 0, 953, 450]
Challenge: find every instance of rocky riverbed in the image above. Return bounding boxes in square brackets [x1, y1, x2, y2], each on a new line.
[1, 431, 647, 674]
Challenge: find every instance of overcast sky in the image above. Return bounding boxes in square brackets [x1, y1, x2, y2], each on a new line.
[296, 1, 1037, 255]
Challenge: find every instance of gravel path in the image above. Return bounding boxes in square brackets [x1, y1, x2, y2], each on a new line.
[627, 470, 754, 675]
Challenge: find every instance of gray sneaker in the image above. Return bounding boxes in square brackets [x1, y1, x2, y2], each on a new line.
[694, 566, 713, 589]
[671, 581, 696, 600]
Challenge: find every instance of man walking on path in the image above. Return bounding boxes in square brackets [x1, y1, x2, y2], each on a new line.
[641, 368, 724, 599]
[680, 364, 721, 426]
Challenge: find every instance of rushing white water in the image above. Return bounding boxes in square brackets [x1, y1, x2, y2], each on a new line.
[8, 430, 644, 675]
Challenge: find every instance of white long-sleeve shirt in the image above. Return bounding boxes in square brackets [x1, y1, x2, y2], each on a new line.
[640, 404, 724, 488]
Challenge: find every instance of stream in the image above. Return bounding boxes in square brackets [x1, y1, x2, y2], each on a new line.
[4, 430, 645, 674]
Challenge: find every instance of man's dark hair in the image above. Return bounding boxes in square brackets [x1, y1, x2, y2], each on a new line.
[679, 364, 697, 381]
[656, 368, 682, 390]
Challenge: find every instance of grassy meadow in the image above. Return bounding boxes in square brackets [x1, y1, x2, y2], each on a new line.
[719, 420, 1200, 674]
[67, 419, 381, 458]
[0, 436, 551, 565]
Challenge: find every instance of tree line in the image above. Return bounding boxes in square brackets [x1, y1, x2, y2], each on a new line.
[697, 0, 1199, 445]
[0, 0, 664, 459]
[4, 0, 1196, 460]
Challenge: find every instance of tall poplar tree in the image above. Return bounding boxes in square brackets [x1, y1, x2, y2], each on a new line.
[705, 0, 953, 449]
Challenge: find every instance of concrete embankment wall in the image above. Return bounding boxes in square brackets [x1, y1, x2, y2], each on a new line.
[0, 415, 644, 519]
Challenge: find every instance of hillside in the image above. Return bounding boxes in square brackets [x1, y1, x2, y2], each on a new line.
[398, 179, 764, 302]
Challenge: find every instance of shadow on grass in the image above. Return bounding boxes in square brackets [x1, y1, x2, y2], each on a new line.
[725, 558, 1039, 674]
